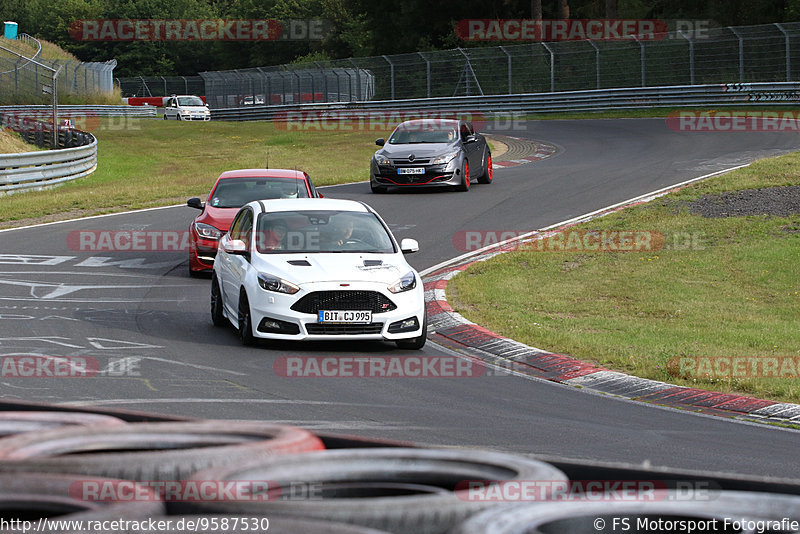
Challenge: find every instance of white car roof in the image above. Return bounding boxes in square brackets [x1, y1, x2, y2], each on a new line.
[248, 198, 371, 214]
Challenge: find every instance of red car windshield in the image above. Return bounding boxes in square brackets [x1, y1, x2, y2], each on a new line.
[209, 177, 309, 208]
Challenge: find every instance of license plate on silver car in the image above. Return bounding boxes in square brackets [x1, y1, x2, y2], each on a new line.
[318, 310, 372, 323]
[397, 168, 425, 175]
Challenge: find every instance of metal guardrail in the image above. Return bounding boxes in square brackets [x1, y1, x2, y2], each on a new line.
[210, 82, 800, 121]
[0, 136, 97, 195]
[0, 105, 157, 118]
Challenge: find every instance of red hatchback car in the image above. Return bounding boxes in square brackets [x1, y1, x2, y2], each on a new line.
[187, 169, 321, 275]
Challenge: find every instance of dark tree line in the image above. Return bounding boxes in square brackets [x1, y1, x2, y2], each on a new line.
[1, 0, 797, 76]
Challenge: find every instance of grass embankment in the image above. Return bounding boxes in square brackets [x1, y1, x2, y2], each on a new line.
[0, 119, 391, 225]
[449, 153, 800, 403]
[0, 128, 40, 153]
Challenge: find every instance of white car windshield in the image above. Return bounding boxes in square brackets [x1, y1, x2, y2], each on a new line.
[177, 96, 205, 106]
[256, 211, 395, 254]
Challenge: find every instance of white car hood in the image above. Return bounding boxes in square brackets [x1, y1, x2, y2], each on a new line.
[255, 253, 409, 286]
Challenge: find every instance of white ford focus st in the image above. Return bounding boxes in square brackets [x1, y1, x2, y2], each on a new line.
[211, 198, 427, 349]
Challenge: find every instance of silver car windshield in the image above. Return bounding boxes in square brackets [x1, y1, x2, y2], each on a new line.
[388, 125, 457, 144]
[256, 211, 396, 254]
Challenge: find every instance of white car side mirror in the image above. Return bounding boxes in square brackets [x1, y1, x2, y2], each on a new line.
[400, 238, 419, 254]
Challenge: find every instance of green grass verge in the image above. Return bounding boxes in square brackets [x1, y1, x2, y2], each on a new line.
[0, 118, 392, 226]
[448, 152, 800, 403]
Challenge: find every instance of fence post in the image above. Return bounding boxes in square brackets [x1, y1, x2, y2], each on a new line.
[728, 26, 744, 83]
[313, 61, 328, 102]
[775, 23, 791, 82]
[499, 46, 512, 93]
[382, 55, 395, 100]
[633, 36, 645, 86]
[678, 31, 694, 85]
[541, 42, 555, 92]
[418, 52, 431, 98]
[349, 59, 361, 101]
[588, 40, 600, 89]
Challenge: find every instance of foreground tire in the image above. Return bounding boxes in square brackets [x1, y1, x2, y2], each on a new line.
[0, 411, 125, 438]
[455, 162, 470, 192]
[210, 275, 226, 327]
[395, 313, 427, 350]
[238, 291, 255, 345]
[131, 516, 393, 534]
[477, 151, 493, 184]
[450, 491, 800, 533]
[0, 473, 164, 532]
[0, 421, 324, 481]
[180, 448, 567, 534]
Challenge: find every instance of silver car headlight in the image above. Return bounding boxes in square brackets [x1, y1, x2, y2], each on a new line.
[257, 273, 300, 294]
[388, 271, 417, 294]
[375, 154, 391, 166]
[194, 222, 222, 240]
[431, 150, 460, 165]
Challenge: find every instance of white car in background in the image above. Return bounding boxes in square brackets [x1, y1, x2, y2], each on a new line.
[163, 95, 211, 121]
[211, 198, 427, 349]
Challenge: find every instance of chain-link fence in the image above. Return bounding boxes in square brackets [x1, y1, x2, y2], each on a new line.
[0, 37, 116, 105]
[117, 22, 800, 108]
[116, 76, 205, 98]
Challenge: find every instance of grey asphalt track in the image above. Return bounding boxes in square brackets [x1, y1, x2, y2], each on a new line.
[1, 118, 798, 479]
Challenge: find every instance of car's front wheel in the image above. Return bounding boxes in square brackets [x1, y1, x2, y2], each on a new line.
[238, 291, 256, 346]
[455, 162, 470, 192]
[163, 114, 168, 120]
[210, 276, 226, 327]
[477, 151, 493, 184]
[395, 314, 427, 350]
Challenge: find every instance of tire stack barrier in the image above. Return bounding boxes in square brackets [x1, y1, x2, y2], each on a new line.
[0, 403, 798, 533]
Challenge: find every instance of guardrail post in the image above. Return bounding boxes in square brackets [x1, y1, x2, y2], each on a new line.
[418, 52, 431, 98]
[52, 65, 62, 148]
[775, 23, 791, 82]
[728, 27, 744, 83]
[499, 46, 512, 93]
[382, 55, 395, 100]
[678, 31, 694, 85]
[541, 42, 555, 92]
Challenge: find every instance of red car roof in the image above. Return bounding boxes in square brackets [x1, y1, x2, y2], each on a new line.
[217, 169, 308, 180]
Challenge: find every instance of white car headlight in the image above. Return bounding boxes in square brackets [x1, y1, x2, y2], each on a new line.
[388, 271, 417, 294]
[257, 273, 300, 294]
[375, 154, 391, 166]
[194, 222, 222, 240]
[431, 150, 460, 165]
